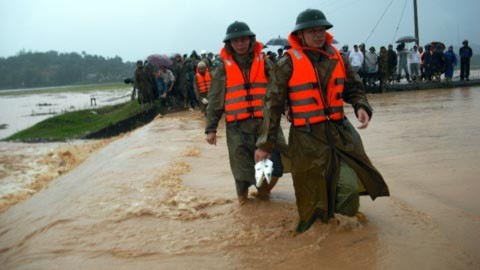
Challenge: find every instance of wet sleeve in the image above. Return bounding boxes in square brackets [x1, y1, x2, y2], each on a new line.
[342, 56, 373, 119]
[256, 55, 292, 152]
[193, 75, 200, 101]
[205, 62, 226, 134]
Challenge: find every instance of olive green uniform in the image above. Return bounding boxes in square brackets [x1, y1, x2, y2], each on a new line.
[205, 46, 286, 196]
[256, 45, 390, 232]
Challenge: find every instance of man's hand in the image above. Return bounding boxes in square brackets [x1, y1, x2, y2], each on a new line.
[255, 148, 271, 163]
[356, 107, 370, 129]
[206, 132, 217, 145]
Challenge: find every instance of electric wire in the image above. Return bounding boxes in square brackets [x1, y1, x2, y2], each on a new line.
[364, 0, 395, 44]
[392, 0, 408, 43]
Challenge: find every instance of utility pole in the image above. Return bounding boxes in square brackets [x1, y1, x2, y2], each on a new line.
[414, 0, 419, 45]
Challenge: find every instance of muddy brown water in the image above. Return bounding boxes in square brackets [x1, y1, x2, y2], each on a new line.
[0, 87, 479, 269]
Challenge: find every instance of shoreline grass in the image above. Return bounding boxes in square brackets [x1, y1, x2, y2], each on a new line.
[4, 101, 155, 142]
[0, 82, 132, 96]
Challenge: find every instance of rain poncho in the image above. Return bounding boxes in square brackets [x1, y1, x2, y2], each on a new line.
[257, 32, 389, 232]
[205, 40, 287, 196]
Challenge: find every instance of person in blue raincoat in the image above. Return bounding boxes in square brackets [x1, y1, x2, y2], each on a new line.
[444, 46, 457, 82]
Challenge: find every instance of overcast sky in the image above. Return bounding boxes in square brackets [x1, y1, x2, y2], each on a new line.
[1, 0, 478, 62]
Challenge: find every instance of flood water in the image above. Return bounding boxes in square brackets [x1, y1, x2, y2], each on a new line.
[0, 87, 479, 269]
[0, 88, 131, 139]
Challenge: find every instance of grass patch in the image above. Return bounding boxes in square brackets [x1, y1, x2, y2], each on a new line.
[0, 82, 131, 96]
[5, 101, 155, 142]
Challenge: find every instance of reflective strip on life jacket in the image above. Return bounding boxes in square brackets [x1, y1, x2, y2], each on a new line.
[222, 43, 268, 122]
[196, 69, 211, 94]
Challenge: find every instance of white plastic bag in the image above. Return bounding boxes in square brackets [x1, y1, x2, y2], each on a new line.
[255, 159, 274, 187]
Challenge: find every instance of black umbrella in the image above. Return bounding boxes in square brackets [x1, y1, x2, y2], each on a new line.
[266, 36, 290, 47]
[430, 41, 446, 50]
[396, 35, 418, 43]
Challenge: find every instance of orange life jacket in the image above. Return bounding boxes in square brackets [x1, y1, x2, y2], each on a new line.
[220, 42, 267, 123]
[196, 68, 211, 94]
[286, 33, 346, 127]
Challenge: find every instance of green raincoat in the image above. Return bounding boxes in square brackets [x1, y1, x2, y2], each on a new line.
[256, 34, 390, 232]
[205, 40, 287, 195]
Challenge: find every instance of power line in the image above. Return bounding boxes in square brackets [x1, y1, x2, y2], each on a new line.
[364, 0, 395, 44]
[392, 0, 408, 43]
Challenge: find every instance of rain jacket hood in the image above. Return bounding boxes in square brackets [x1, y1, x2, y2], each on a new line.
[221, 38, 263, 60]
[288, 32, 335, 52]
[257, 31, 389, 232]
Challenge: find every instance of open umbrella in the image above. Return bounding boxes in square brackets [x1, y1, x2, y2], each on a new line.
[430, 41, 446, 50]
[147, 54, 173, 68]
[396, 35, 418, 43]
[266, 36, 290, 47]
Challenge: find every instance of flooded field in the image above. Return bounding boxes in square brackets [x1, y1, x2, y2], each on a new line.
[0, 86, 479, 269]
[0, 87, 131, 139]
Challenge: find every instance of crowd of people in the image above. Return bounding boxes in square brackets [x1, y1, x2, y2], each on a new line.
[131, 50, 222, 116]
[337, 40, 473, 92]
[131, 39, 473, 106]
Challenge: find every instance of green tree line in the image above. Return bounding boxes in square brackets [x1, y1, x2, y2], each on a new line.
[0, 50, 136, 90]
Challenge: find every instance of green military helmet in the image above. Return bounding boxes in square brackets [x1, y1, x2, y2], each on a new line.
[223, 21, 256, 42]
[292, 9, 333, 33]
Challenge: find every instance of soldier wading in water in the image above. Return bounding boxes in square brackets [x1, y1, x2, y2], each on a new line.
[255, 9, 390, 232]
[205, 21, 286, 205]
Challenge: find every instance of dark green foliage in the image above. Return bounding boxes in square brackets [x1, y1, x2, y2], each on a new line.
[0, 50, 136, 90]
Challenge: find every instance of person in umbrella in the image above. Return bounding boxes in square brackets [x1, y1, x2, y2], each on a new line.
[277, 48, 284, 60]
[205, 21, 286, 205]
[396, 43, 410, 83]
[254, 8, 389, 233]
